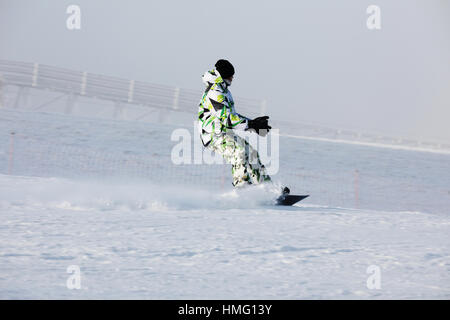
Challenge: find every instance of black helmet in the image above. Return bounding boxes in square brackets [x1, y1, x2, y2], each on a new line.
[215, 59, 235, 79]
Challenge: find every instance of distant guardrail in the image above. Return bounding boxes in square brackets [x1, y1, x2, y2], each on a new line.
[0, 59, 264, 115]
[1, 59, 449, 153]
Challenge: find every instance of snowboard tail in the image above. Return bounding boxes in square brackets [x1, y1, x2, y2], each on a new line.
[276, 194, 309, 206]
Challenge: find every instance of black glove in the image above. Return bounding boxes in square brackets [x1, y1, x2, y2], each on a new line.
[247, 116, 271, 136]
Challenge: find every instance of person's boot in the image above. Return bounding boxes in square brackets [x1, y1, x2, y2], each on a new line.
[282, 186, 290, 195]
[275, 186, 290, 205]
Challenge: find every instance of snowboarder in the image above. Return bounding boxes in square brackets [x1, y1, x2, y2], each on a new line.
[198, 59, 275, 188]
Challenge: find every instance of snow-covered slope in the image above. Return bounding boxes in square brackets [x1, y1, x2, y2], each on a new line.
[0, 174, 449, 299]
[0, 108, 449, 299]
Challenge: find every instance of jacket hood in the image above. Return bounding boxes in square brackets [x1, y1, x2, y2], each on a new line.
[202, 69, 227, 87]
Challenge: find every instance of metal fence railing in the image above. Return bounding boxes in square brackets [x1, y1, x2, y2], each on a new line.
[1, 59, 449, 153]
[0, 59, 264, 116]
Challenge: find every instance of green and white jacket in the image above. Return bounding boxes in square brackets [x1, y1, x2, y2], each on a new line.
[198, 69, 249, 146]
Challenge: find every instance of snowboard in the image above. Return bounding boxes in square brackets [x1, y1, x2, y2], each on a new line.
[276, 194, 309, 206]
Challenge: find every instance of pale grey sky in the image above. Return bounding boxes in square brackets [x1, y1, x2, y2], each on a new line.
[0, 0, 449, 141]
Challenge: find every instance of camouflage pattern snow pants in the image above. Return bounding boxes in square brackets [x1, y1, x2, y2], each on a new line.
[208, 133, 271, 187]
